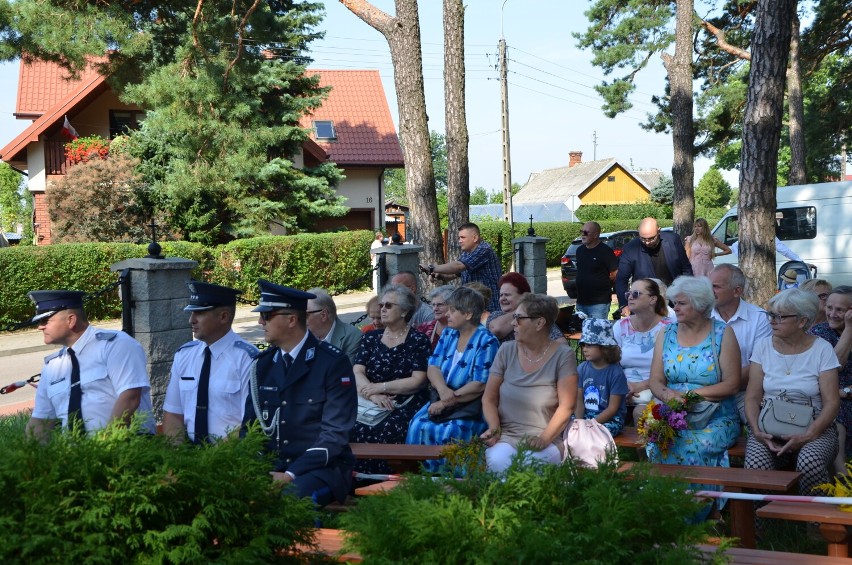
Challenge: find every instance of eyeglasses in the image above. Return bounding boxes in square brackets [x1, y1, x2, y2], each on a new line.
[259, 310, 295, 322]
[512, 313, 540, 322]
[818, 293, 830, 300]
[305, 309, 323, 316]
[639, 233, 659, 243]
[378, 302, 397, 310]
[431, 302, 447, 309]
[581, 230, 592, 236]
[765, 312, 799, 323]
[624, 291, 648, 300]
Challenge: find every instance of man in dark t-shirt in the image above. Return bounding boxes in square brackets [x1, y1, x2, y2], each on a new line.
[575, 222, 618, 320]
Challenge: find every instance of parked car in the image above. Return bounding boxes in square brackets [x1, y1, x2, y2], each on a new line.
[561, 230, 639, 297]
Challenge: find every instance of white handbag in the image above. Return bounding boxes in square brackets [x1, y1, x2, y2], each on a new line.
[562, 419, 618, 468]
[758, 391, 815, 439]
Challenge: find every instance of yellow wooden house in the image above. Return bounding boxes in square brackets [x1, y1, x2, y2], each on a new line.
[513, 151, 662, 215]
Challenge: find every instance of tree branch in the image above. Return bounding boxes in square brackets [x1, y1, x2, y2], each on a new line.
[224, 0, 262, 87]
[701, 19, 750, 61]
[338, 0, 395, 36]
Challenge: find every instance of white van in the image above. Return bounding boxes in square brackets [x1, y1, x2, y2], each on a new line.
[711, 181, 852, 286]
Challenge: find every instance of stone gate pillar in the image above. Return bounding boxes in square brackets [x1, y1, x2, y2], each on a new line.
[110, 257, 197, 417]
[373, 244, 424, 296]
[512, 234, 550, 294]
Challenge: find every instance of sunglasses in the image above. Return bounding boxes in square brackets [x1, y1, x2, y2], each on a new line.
[378, 302, 397, 310]
[624, 291, 648, 300]
[639, 234, 659, 243]
[260, 310, 295, 322]
[818, 293, 829, 300]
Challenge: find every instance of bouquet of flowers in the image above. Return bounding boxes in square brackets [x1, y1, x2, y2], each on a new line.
[636, 391, 704, 456]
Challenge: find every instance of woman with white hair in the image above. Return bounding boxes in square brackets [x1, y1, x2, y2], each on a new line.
[745, 289, 839, 495]
[648, 276, 741, 466]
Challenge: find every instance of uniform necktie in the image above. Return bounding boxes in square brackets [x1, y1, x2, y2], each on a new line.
[194, 346, 212, 443]
[67, 347, 84, 431]
[282, 352, 293, 373]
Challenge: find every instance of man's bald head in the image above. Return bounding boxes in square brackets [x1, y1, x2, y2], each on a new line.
[638, 217, 661, 248]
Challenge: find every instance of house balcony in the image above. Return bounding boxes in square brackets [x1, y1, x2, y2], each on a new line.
[45, 139, 71, 176]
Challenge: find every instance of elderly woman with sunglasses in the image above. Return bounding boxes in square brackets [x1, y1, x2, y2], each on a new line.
[745, 289, 840, 495]
[416, 285, 456, 352]
[406, 287, 500, 472]
[351, 284, 431, 474]
[613, 278, 672, 424]
[808, 285, 852, 474]
[486, 272, 567, 345]
[649, 276, 741, 468]
[480, 294, 578, 473]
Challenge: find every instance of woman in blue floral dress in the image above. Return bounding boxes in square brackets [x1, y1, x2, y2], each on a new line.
[648, 277, 741, 468]
[407, 287, 500, 472]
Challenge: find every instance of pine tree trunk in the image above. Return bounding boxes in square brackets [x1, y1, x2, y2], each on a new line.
[739, 0, 796, 307]
[339, 0, 442, 264]
[787, 12, 807, 186]
[661, 0, 694, 240]
[443, 0, 469, 263]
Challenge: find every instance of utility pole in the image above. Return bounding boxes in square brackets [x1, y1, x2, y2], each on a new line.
[592, 130, 598, 161]
[500, 0, 513, 228]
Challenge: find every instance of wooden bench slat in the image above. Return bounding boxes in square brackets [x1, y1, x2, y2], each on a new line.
[354, 480, 401, 496]
[614, 426, 747, 459]
[757, 501, 852, 558]
[350, 443, 443, 460]
[620, 462, 800, 491]
[699, 544, 852, 564]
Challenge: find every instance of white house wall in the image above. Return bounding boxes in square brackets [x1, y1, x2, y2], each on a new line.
[336, 167, 383, 229]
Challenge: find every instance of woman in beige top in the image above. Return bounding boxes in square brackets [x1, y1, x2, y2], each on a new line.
[480, 294, 578, 473]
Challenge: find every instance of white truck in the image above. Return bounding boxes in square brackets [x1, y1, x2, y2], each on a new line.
[711, 181, 852, 287]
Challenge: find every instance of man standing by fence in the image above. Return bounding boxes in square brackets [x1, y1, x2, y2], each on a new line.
[575, 221, 618, 319]
[420, 222, 501, 311]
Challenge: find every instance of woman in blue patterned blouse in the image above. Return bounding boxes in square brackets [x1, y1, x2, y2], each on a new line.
[406, 286, 500, 472]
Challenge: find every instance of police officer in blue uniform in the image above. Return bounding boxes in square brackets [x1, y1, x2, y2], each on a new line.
[242, 280, 357, 507]
[163, 282, 258, 443]
[25, 290, 155, 439]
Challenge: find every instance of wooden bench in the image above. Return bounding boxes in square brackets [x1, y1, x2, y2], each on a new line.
[354, 479, 402, 496]
[614, 426, 747, 460]
[698, 544, 852, 564]
[296, 528, 362, 563]
[621, 462, 801, 549]
[757, 501, 852, 557]
[349, 443, 443, 473]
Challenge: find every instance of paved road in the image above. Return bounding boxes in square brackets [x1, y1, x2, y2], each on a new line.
[0, 268, 571, 415]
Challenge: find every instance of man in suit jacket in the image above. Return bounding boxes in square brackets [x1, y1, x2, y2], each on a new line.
[305, 287, 362, 364]
[243, 281, 357, 507]
[615, 217, 693, 315]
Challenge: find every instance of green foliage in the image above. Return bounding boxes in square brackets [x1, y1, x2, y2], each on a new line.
[651, 175, 674, 205]
[384, 168, 406, 204]
[469, 187, 489, 206]
[695, 168, 732, 208]
[64, 135, 110, 164]
[381, 130, 448, 209]
[0, 241, 211, 325]
[0, 416, 321, 564]
[576, 202, 673, 221]
[0, 161, 24, 233]
[341, 455, 721, 564]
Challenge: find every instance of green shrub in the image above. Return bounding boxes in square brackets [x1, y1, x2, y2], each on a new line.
[0, 416, 324, 564]
[0, 232, 374, 326]
[341, 455, 726, 564]
[577, 202, 673, 221]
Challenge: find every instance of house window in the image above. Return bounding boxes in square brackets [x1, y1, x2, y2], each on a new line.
[313, 120, 337, 140]
[109, 110, 146, 138]
[607, 175, 616, 182]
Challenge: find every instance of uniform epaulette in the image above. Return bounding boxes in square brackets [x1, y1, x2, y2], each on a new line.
[95, 330, 119, 341]
[234, 340, 260, 359]
[317, 341, 344, 357]
[44, 350, 62, 363]
[176, 340, 202, 352]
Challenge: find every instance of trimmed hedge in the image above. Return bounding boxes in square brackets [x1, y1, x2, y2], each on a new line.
[0, 232, 373, 326]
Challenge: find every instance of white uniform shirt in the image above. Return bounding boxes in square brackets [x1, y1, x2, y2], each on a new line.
[711, 299, 772, 369]
[32, 325, 154, 432]
[164, 330, 258, 441]
[731, 238, 803, 262]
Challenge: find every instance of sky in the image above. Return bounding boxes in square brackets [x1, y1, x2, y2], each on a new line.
[0, 1, 726, 197]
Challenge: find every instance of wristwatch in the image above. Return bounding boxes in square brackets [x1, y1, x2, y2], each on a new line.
[843, 387, 851, 399]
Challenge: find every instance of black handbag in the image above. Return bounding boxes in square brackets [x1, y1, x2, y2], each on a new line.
[428, 388, 483, 423]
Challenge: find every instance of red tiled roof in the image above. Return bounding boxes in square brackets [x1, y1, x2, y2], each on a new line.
[302, 70, 404, 167]
[15, 59, 103, 119]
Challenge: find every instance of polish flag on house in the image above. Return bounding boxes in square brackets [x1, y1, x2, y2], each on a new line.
[61, 115, 78, 140]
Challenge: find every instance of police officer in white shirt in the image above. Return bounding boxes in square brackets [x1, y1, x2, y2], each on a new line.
[162, 282, 258, 443]
[25, 290, 154, 439]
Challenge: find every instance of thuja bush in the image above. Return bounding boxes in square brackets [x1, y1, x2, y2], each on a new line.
[0, 417, 323, 564]
[341, 455, 727, 564]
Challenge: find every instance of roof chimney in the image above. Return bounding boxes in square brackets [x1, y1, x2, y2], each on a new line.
[569, 151, 582, 168]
